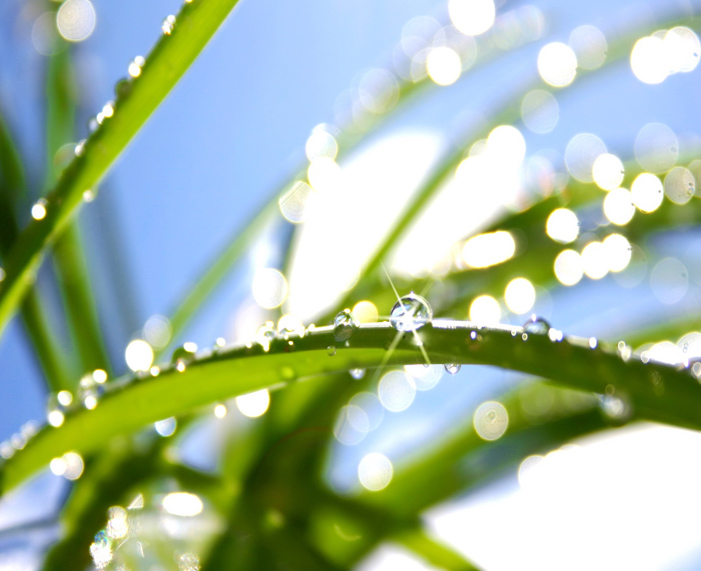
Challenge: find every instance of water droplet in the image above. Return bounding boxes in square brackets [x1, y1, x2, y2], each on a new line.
[150, 366, 160, 376]
[87, 117, 99, 133]
[114, 78, 132, 98]
[31, 198, 48, 220]
[334, 308, 359, 342]
[444, 364, 461, 374]
[389, 293, 432, 332]
[617, 341, 632, 361]
[589, 337, 598, 349]
[255, 322, 276, 352]
[327, 345, 337, 356]
[161, 15, 176, 35]
[523, 315, 551, 335]
[548, 328, 564, 342]
[349, 368, 366, 380]
[78, 373, 104, 409]
[128, 56, 145, 78]
[521, 333, 529, 341]
[74, 139, 86, 156]
[90, 529, 113, 569]
[171, 342, 197, 365]
[470, 331, 477, 340]
[599, 393, 633, 425]
[83, 189, 95, 202]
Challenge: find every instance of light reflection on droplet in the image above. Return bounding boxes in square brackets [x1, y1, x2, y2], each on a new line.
[592, 153, 624, 191]
[581, 242, 608, 279]
[650, 257, 688, 305]
[469, 295, 501, 324]
[277, 314, 305, 337]
[602, 234, 632, 273]
[128, 56, 145, 78]
[565, 133, 606, 183]
[521, 90, 559, 134]
[62, 451, 84, 480]
[505, 278, 536, 315]
[279, 181, 315, 224]
[106, 507, 128, 539]
[631, 172, 664, 212]
[305, 127, 338, 161]
[546, 208, 579, 244]
[252, 268, 288, 309]
[569, 25, 607, 70]
[56, 0, 96, 42]
[635, 123, 678, 174]
[538, 42, 577, 87]
[59, 389, 73, 405]
[630, 36, 668, 84]
[179, 553, 200, 571]
[162, 492, 203, 516]
[236, 389, 270, 418]
[31, 199, 48, 221]
[214, 404, 227, 418]
[161, 15, 176, 35]
[154, 417, 177, 437]
[488, 125, 526, 165]
[125, 339, 154, 372]
[664, 166, 695, 205]
[603, 187, 635, 226]
[665, 27, 701, 73]
[427, 47, 462, 86]
[448, 0, 495, 36]
[378, 370, 416, 412]
[404, 364, 442, 391]
[47, 410, 65, 427]
[90, 530, 112, 570]
[462, 231, 516, 268]
[307, 157, 342, 193]
[473, 401, 508, 441]
[358, 452, 393, 491]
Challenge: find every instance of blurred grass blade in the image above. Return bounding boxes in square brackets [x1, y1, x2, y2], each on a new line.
[393, 525, 481, 571]
[0, 0, 245, 340]
[3, 321, 701, 493]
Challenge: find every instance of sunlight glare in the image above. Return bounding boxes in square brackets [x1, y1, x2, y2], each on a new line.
[537, 42, 577, 87]
[236, 389, 270, 418]
[448, 0, 496, 37]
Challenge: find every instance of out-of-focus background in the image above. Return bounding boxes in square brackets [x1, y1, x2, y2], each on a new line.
[1, 0, 701, 569]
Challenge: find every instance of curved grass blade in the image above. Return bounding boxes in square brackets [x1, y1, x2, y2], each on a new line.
[2, 320, 700, 494]
[0, 0, 245, 339]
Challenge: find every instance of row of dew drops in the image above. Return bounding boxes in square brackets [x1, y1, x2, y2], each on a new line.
[5, 286, 699, 467]
[24, 3, 191, 225]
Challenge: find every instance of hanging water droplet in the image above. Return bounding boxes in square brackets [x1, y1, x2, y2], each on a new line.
[74, 139, 86, 156]
[523, 315, 551, 335]
[78, 373, 104, 410]
[255, 322, 276, 352]
[444, 364, 461, 374]
[171, 342, 197, 366]
[161, 15, 176, 35]
[327, 346, 337, 356]
[128, 56, 145, 78]
[389, 293, 433, 332]
[349, 368, 366, 380]
[334, 308, 359, 342]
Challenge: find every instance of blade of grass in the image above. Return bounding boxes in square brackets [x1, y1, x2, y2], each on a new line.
[393, 525, 481, 571]
[3, 320, 701, 494]
[0, 0, 245, 339]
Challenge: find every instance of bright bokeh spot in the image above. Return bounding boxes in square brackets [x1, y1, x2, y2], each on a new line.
[592, 153, 625, 191]
[252, 268, 288, 309]
[305, 127, 338, 161]
[521, 90, 559, 134]
[565, 133, 606, 183]
[487, 125, 526, 165]
[427, 47, 462, 86]
[307, 157, 342, 193]
[47, 410, 65, 427]
[236, 389, 270, 418]
[279, 181, 315, 224]
[162, 492, 204, 517]
[554, 249, 583, 286]
[664, 27, 700, 73]
[404, 364, 442, 391]
[473, 401, 508, 441]
[664, 166, 695, 205]
[635, 123, 678, 174]
[56, 0, 96, 42]
[569, 25, 607, 70]
[378, 370, 416, 412]
[469, 295, 501, 324]
[358, 452, 393, 491]
[125, 339, 154, 372]
[448, 0, 496, 36]
[631, 172, 664, 212]
[353, 300, 379, 323]
[546, 208, 579, 244]
[505, 278, 536, 315]
[602, 234, 632, 273]
[650, 257, 688, 305]
[537, 42, 577, 87]
[31, 200, 47, 221]
[630, 36, 669, 84]
[462, 231, 516, 268]
[214, 404, 227, 418]
[581, 241, 608, 279]
[154, 417, 177, 437]
[143, 314, 171, 350]
[603, 188, 635, 225]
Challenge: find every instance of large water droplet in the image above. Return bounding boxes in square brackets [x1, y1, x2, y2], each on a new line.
[74, 139, 86, 156]
[334, 309, 359, 342]
[444, 363, 461, 374]
[327, 346, 337, 356]
[523, 315, 551, 335]
[389, 293, 433, 332]
[171, 342, 197, 370]
[114, 78, 132, 98]
[161, 15, 176, 35]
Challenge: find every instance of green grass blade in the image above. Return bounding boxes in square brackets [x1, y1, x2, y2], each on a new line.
[0, 0, 244, 340]
[2, 320, 700, 494]
[393, 526, 481, 571]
